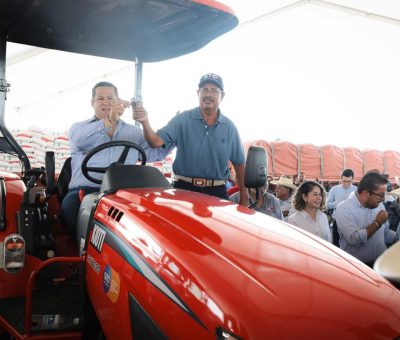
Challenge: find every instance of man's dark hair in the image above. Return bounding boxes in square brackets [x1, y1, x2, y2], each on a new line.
[92, 81, 119, 99]
[357, 172, 387, 194]
[341, 168, 354, 178]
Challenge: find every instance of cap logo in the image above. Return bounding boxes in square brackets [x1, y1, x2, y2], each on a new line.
[202, 73, 219, 81]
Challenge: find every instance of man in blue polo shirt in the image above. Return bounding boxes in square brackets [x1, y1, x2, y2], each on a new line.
[133, 73, 248, 206]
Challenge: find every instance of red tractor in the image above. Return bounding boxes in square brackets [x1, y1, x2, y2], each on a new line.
[0, 1, 399, 339]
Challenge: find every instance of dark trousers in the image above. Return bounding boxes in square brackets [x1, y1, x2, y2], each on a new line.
[61, 186, 99, 234]
[173, 180, 229, 200]
[331, 219, 340, 247]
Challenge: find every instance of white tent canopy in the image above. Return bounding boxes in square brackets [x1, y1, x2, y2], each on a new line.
[5, 0, 400, 151]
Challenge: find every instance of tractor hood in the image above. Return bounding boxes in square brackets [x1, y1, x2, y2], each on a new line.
[97, 188, 400, 338]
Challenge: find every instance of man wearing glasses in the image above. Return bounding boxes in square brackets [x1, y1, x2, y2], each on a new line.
[327, 169, 357, 211]
[334, 172, 398, 267]
[327, 169, 357, 245]
[133, 73, 248, 206]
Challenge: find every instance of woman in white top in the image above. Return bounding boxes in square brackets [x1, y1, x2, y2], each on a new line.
[288, 180, 332, 243]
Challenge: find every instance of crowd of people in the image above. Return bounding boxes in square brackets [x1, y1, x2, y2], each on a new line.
[64, 74, 399, 269]
[227, 167, 400, 267]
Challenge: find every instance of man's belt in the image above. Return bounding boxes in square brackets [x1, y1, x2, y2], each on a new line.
[175, 175, 226, 187]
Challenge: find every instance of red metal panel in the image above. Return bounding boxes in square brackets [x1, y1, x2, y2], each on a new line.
[364, 149, 384, 174]
[384, 150, 400, 181]
[85, 189, 400, 339]
[271, 141, 298, 177]
[298, 144, 321, 180]
[320, 145, 344, 181]
[343, 147, 364, 181]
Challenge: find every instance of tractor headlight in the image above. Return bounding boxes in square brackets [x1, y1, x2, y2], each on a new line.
[3, 234, 25, 273]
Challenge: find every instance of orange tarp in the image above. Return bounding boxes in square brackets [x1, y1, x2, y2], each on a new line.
[271, 141, 298, 177]
[344, 147, 364, 181]
[244, 140, 399, 182]
[320, 145, 344, 181]
[298, 144, 321, 180]
[384, 151, 400, 181]
[364, 149, 384, 174]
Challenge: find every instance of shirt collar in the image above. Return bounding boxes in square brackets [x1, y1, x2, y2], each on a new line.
[353, 193, 364, 207]
[89, 115, 99, 123]
[191, 107, 227, 124]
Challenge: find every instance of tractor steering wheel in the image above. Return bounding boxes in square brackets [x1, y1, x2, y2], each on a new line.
[81, 141, 147, 184]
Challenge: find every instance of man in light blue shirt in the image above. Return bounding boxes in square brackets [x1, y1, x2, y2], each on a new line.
[133, 73, 248, 205]
[334, 172, 398, 266]
[327, 169, 357, 210]
[62, 81, 171, 233]
[327, 168, 357, 246]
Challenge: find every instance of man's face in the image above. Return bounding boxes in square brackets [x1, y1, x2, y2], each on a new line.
[364, 184, 386, 209]
[197, 82, 224, 114]
[276, 185, 290, 200]
[341, 176, 353, 189]
[91, 86, 118, 119]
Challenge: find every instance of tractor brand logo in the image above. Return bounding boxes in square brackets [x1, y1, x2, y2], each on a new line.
[103, 264, 120, 303]
[87, 254, 100, 274]
[90, 224, 106, 253]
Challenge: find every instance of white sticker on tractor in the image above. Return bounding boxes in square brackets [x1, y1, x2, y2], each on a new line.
[90, 224, 106, 253]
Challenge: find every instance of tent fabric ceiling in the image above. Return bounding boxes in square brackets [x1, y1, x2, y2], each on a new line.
[3, 0, 400, 151]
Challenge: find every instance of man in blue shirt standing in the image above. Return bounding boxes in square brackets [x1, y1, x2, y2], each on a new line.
[62, 81, 171, 234]
[327, 168, 357, 245]
[327, 169, 357, 210]
[133, 73, 248, 206]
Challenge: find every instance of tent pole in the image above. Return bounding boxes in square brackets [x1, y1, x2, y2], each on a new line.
[310, 0, 400, 28]
[134, 59, 143, 128]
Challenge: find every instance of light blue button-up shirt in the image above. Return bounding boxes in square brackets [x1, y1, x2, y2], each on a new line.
[327, 183, 357, 210]
[334, 193, 397, 263]
[68, 117, 172, 189]
[157, 107, 245, 180]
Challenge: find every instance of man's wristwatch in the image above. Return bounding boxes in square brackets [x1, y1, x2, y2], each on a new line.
[373, 220, 381, 229]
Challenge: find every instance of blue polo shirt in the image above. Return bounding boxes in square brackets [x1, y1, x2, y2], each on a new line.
[157, 107, 245, 180]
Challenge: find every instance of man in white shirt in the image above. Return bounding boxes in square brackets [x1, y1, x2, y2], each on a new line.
[334, 172, 398, 266]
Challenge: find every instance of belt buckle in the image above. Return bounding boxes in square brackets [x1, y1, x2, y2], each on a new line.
[193, 178, 206, 187]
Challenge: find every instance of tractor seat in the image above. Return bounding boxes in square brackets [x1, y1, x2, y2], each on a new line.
[56, 157, 72, 202]
[76, 164, 172, 253]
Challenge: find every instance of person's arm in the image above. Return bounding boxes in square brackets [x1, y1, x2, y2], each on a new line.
[336, 207, 388, 244]
[335, 205, 368, 245]
[326, 186, 336, 210]
[367, 209, 388, 239]
[132, 103, 164, 147]
[233, 163, 248, 207]
[138, 133, 175, 163]
[322, 213, 333, 243]
[273, 196, 284, 221]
